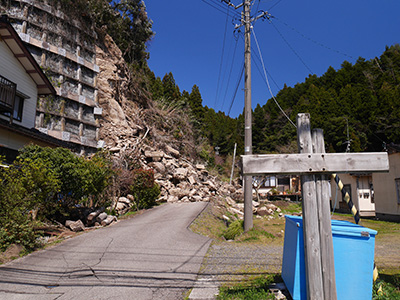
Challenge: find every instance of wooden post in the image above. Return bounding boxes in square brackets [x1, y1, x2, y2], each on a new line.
[240, 113, 389, 300]
[313, 129, 337, 300]
[297, 114, 324, 300]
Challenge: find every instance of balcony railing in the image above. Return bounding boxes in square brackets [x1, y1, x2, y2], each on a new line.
[0, 75, 16, 113]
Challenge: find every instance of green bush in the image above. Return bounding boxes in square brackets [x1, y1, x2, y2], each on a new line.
[0, 157, 58, 250]
[130, 168, 160, 210]
[0, 145, 113, 249]
[18, 145, 112, 211]
[222, 219, 244, 240]
[373, 275, 400, 300]
[0, 222, 38, 252]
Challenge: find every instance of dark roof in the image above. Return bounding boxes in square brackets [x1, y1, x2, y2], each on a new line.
[0, 117, 77, 150]
[0, 15, 56, 95]
[387, 143, 400, 154]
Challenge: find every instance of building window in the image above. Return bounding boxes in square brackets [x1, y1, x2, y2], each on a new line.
[395, 178, 400, 204]
[1, 92, 28, 122]
[11, 94, 24, 121]
[0, 75, 16, 110]
[264, 176, 276, 188]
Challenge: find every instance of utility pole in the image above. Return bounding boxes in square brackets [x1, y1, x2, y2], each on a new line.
[229, 143, 237, 185]
[243, 0, 253, 231]
[221, 0, 270, 231]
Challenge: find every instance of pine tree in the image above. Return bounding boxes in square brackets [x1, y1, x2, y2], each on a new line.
[162, 72, 181, 102]
[188, 85, 204, 122]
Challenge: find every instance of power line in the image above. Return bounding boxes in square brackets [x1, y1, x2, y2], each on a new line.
[220, 33, 240, 111]
[267, 0, 283, 11]
[214, 4, 231, 108]
[200, 0, 240, 18]
[274, 17, 354, 60]
[239, 32, 281, 90]
[227, 61, 245, 116]
[252, 49, 280, 90]
[269, 19, 314, 75]
[252, 26, 297, 128]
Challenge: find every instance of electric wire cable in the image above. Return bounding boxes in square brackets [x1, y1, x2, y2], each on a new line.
[269, 19, 314, 75]
[212, 0, 241, 17]
[200, 0, 239, 18]
[214, 4, 231, 108]
[267, 0, 283, 11]
[221, 34, 240, 111]
[252, 26, 297, 128]
[252, 49, 280, 90]
[227, 62, 245, 116]
[241, 32, 281, 90]
[274, 17, 354, 60]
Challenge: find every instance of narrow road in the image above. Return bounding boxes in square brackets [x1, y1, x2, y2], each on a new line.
[0, 202, 211, 300]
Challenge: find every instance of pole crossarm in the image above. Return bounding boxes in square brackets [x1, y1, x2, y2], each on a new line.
[234, 10, 272, 29]
[221, 0, 243, 9]
[241, 152, 389, 176]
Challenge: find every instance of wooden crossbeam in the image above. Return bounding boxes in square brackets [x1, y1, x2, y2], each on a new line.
[239, 113, 390, 300]
[241, 152, 389, 176]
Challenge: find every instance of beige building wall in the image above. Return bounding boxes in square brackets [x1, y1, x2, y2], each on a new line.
[373, 153, 400, 221]
[331, 173, 358, 213]
[0, 127, 52, 150]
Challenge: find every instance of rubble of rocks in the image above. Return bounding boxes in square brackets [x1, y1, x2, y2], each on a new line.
[65, 209, 118, 232]
[139, 147, 237, 205]
[111, 144, 287, 223]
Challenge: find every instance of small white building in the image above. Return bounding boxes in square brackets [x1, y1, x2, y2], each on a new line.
[0, 15, 71, 162]
[330, 173, 375, 217]
[330, 146, 400, 222]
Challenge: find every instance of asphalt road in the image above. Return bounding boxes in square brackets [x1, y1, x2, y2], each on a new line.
[0, 202, 211, 300]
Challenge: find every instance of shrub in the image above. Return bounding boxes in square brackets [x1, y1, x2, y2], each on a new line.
[0, 222, 38, 252]
[0, 157, 58, 250]
[222, 219, 244, 240]
[18, 145, 112, 212]
[0, 146, 113, 249]
[130, 168, 160, 210]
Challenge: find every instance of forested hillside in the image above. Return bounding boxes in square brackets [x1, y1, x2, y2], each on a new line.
[254, 44, 400, 154]
[147, 45, 400, 157]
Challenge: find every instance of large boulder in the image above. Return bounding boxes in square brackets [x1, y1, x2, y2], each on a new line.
[144, 150, 164, 162]
[148, 161, 166, 174]
[257, 207, 274, 216]
[165, 145, 180, 158]
[173, 168, 188, 182]
[65, 219, 85, 232]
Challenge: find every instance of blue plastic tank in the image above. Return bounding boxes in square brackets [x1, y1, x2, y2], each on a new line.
[281, 215, 377, 300]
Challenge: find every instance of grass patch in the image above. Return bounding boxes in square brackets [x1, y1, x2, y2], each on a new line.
[189, 202, 227, 240]
[119, 210, 140, 219]
[279, 201, 302, 214]
[217, 274, 281, 300]
[222, 220, 244, 240]
[235, 226, 275, 243]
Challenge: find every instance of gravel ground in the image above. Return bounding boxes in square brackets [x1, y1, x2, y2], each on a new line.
[199, 242, 283, 285]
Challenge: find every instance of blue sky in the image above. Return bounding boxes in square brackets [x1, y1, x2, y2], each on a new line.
[145, 0, 400, 118]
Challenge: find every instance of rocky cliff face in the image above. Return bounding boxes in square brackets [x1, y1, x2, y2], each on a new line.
[95, 32, 143, 151]
[93, 33, 242, 208]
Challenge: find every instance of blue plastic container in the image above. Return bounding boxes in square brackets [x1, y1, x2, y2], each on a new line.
[281, 215, 377, 300]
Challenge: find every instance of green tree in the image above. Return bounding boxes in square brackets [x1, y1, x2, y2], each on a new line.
[188, 85, 205, 122]
[162, 72, 181, 101]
